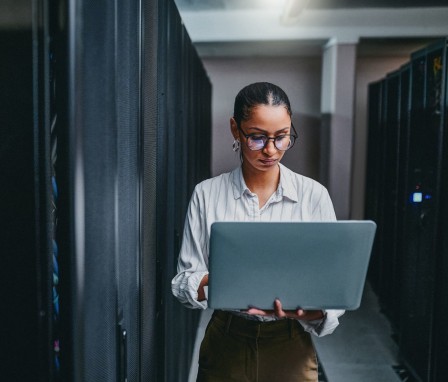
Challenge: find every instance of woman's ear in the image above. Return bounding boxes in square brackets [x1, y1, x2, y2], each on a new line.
[230, 117, 239, 140]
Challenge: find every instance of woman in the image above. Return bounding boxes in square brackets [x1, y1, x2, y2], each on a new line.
[172, 82, 344, 382]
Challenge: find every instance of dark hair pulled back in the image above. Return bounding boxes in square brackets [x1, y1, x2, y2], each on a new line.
[233, 82, 292, 126]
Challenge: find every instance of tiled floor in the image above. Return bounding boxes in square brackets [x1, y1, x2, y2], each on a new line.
[188, 282, 402, 382]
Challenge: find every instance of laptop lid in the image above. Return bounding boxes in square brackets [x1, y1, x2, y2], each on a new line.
[208, 221, 376, 311]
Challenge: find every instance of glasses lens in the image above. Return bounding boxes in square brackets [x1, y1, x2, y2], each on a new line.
[245, 134, 296, 151]
[274, 135, 292, 151]
[247, 135, 267, 150]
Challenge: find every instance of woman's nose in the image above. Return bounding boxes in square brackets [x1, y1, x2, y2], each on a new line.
[262, 139, 278, 154]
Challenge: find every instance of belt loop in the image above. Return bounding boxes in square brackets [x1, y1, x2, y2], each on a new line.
[225, 313, 233, 334]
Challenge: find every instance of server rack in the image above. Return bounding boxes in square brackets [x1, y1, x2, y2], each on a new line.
[365, 39, 448, 382]
[379, 70, 402, 327]
[0, 0, 70, 378]
[365, 80, 384, 292]
[431, 40, 448, 382]
[155, 1, 212, 380]
[2, 0, 211, 381]
[394, 63, 411, 337]
[432, 112, 448, 381]
[398, 40, 446, 382]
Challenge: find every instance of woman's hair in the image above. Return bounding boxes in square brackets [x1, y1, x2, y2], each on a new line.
[233, 82, 292, 125]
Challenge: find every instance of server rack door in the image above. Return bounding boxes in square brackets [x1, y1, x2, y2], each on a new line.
[431, 39, 448, 382]
[114, 0, 142, 380]
[365, 81, 383, 291]
[0, 2, 54, 380]
[399, 40, 446, 382]
[140, 0, 160, 379]
[380, 71, 402, 327]
[154, 0, 210, 380]
[66, 0, 145, 380]
[395, 64, 411, 338]
[68, 0, 119, 380]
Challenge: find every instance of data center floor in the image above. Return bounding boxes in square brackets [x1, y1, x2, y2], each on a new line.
[188, 282, 403, 382]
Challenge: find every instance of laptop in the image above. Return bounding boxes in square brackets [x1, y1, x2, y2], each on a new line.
[208, 221, 376, 311]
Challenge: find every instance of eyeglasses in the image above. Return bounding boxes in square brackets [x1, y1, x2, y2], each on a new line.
[238, 123, 298, 151]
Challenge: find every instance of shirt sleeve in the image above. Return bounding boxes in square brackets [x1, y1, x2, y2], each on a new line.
[311, 186, 337, 222]
[171, 186, 209, 310]
[298, 309, 345, 337]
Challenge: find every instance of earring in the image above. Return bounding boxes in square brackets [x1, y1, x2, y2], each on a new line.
[232, 139, 240, 152]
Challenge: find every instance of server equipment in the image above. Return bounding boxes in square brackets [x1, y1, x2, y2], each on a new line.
[1, 0, 211, 381]
[365, 79, 384, 292]
[365, 39, 448, 382]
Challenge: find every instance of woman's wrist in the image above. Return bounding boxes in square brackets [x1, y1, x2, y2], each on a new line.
[197, 274, 209, 301]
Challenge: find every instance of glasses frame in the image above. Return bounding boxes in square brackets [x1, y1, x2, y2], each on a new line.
[237, 122, 298, 151]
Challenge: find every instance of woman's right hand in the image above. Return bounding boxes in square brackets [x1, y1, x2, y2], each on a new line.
[197, 274, 209, 301]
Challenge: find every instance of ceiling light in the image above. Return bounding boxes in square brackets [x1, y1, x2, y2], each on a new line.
[280, 0, 310, 24]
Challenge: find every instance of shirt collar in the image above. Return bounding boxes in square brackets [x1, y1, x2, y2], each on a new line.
[231, 163, 298, 203]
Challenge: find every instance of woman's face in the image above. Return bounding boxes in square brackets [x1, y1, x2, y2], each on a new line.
[231, 104, 292, 174]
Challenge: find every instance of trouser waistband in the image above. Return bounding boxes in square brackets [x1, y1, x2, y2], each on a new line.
[212, 310, 306, 339]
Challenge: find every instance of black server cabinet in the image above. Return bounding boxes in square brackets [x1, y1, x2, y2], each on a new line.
[378, 70, 403, 327]
[431, 40, 448, 382]
[0, 0, 71, 379]
[0, 5, 54, 382]
[1, 0, 211, 381]
[366, 39, 448, 382]
[155, 1, 211, 380]
[394, 64, 411, 336]
[365, 80, 384, 292]
[63, 0, 144, 380]
[398, 40, 447, 382]
[366, 70, 406, 330]
[432, 122, 448, 381]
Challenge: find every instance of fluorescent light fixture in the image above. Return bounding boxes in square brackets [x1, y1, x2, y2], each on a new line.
[280, 0, 310, 24]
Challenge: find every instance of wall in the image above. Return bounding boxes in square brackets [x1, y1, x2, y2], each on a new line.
[202, 53, 417, 219]
[202, 56, 323, 181]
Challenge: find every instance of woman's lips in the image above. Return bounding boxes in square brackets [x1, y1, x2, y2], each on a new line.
[259, 158, 278, 166]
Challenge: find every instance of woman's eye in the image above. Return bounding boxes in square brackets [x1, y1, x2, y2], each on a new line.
[251, 135, 266, 141]
[275, 135, 287, 141]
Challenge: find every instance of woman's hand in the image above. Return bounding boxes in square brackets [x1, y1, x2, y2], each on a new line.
[197, 274, 209, 301]
[246, 299, 324, 321]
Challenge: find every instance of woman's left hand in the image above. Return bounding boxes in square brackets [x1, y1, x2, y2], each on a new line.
[246, 299, 325, 321]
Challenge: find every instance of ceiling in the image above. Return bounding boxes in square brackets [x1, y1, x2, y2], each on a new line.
[175, 0, 448, 58]
[175, 0, 448, 11]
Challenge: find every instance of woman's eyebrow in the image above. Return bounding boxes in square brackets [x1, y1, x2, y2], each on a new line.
[246, 126, 290, 133]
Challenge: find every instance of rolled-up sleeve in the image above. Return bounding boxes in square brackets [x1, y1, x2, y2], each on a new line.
[298, 309, 345, 337]
[171, 187, 209, 310]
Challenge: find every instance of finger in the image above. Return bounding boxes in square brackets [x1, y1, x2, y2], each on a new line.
[296, 309, 305, 318]
[274, 299, 287, 318]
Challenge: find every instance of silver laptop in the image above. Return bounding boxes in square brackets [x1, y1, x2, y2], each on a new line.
[208, 221, 376, 311]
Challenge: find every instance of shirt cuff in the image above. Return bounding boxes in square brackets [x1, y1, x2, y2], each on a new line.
[298, 309, 344, 337]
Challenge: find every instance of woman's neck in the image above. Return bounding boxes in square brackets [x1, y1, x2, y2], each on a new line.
[241, 163, 280, 198]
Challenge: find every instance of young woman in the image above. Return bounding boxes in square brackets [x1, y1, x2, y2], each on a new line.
[172, 82, 344, 382]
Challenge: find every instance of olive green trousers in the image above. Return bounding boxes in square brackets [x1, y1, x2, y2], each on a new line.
[197, 311, 318, 382]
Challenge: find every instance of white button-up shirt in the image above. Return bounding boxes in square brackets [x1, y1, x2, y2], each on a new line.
[171, 163, 344, 337]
